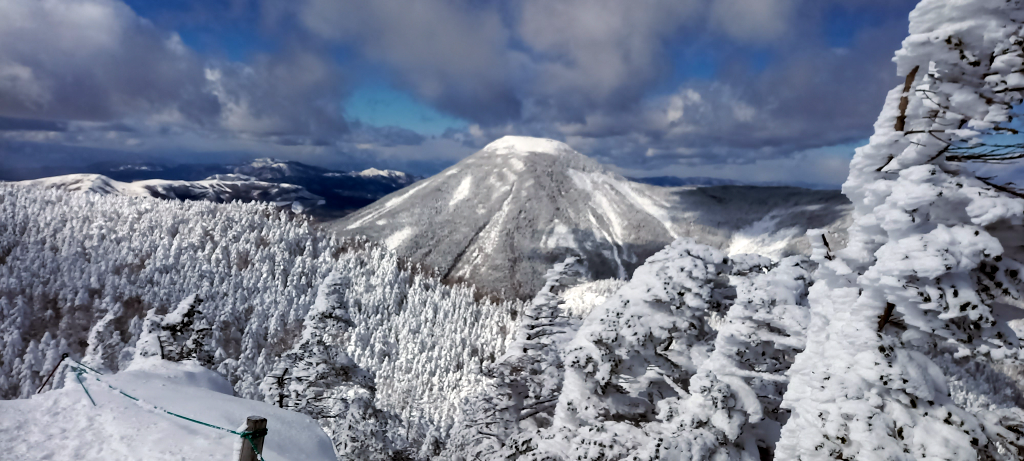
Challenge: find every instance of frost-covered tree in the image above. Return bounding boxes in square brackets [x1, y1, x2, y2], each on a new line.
[546, 240, 735, 460]
[83, 298, 127, 372]
[778, 0, 1024, 458]
[448, 257, 584, 459]
[261, 270, 399, 460]
[484, 242, 818, 461]
[133, 295, 215, 366]
[0, 184, 520, 454]
[626, 254, 813, 460]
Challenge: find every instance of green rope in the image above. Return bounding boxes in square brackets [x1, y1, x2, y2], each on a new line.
[72, 367, 96, 406]
[72, 361, 104, 376]
[68, 359, 267, 460]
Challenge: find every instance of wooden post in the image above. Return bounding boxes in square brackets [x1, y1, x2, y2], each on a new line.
[239, 416, 267, 461]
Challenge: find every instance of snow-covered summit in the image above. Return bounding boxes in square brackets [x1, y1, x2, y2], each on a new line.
[331, 138, 850, 298]
[355, 167, 413, 180]
[482, 136, 577, 156]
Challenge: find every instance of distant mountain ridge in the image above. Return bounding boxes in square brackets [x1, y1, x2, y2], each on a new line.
[16, 173, 326, 213]
[9, 158, 420, 219]
[330, 136, 852, 299]
[630, 175, 841, 190]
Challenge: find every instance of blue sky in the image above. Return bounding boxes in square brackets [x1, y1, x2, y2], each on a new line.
[0, 0, 924, 186]
[345, 84, 468, 136]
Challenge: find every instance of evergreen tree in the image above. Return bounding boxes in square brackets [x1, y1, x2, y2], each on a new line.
[550, 240, 735, 460]
[450, 257, 585, 459]
[83, 298, 126, 372]
[262, 271, 400, 460]
[778, 0, 1024, 458]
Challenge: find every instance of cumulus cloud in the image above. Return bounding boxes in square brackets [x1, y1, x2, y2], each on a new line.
[1, 0, 923, 180]
[0, 0, 348, 146]
[432, 0, 917, 173]
[296, 0, 519, 123]
[0, 0, 219, 123]
[709, 0, 798, 41]
[513, 0, 700, 121]
[287, 0, 917, 172]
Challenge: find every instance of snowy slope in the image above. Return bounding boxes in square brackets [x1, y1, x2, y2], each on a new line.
[330, 136, 851, 298]
[16, 173, 325, 212]
[0, 359, 336, 461]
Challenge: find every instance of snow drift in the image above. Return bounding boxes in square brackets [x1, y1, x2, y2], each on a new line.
[0, 359, 337, 461]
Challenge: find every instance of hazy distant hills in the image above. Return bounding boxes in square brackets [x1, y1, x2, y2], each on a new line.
[330, 136, 852, 299]
[630, 175, 841, 190]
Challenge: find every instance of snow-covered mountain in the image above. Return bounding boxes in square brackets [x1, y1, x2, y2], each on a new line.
[75, 158, 420, 218]
[330, 136, 851, 298]
[16, 173, 326, 213]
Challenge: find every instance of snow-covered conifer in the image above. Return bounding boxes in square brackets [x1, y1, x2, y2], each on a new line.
[778, 1, 1024, 458]
[544, 240, 733, 459]
[623, 254, 813, 460]
[449, 257, 584, 459]
[0, 182, 519, 451]
[262, 270, 397, 459]
[83, 299, 126, 372]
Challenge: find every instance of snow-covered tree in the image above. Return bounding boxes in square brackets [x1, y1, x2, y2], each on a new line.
[544, 240, 735, 460]
[83, 298, 126, 372]
[625, 254, 813, 460]
[448, 257, 584, 459]
[778, 0, 1024, 458]
[476, 241, 818, 461]
[261, 270, 398, 460]
[0, 184, 520, 454]
[132, 295, 215, 366]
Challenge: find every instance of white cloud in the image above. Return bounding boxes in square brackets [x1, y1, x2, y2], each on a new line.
[710, 0, 798, 41]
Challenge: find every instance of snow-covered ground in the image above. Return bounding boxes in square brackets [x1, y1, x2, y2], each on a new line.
[0, 359, 337, 461]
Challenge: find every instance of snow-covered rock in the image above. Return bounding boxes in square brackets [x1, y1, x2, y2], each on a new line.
[0, 359, 337, 461]
[330, 135, 851, 298]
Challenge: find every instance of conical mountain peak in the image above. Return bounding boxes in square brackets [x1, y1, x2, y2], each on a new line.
[332, 137, 850, 299]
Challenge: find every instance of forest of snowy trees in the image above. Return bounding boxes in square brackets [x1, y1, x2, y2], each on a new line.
[0, 184, 523, 458]
[3, 0, 1024, 459]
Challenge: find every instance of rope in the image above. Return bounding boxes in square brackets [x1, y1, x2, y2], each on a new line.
[72, 366, 96, 406]
[66, 359, 267, 460]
